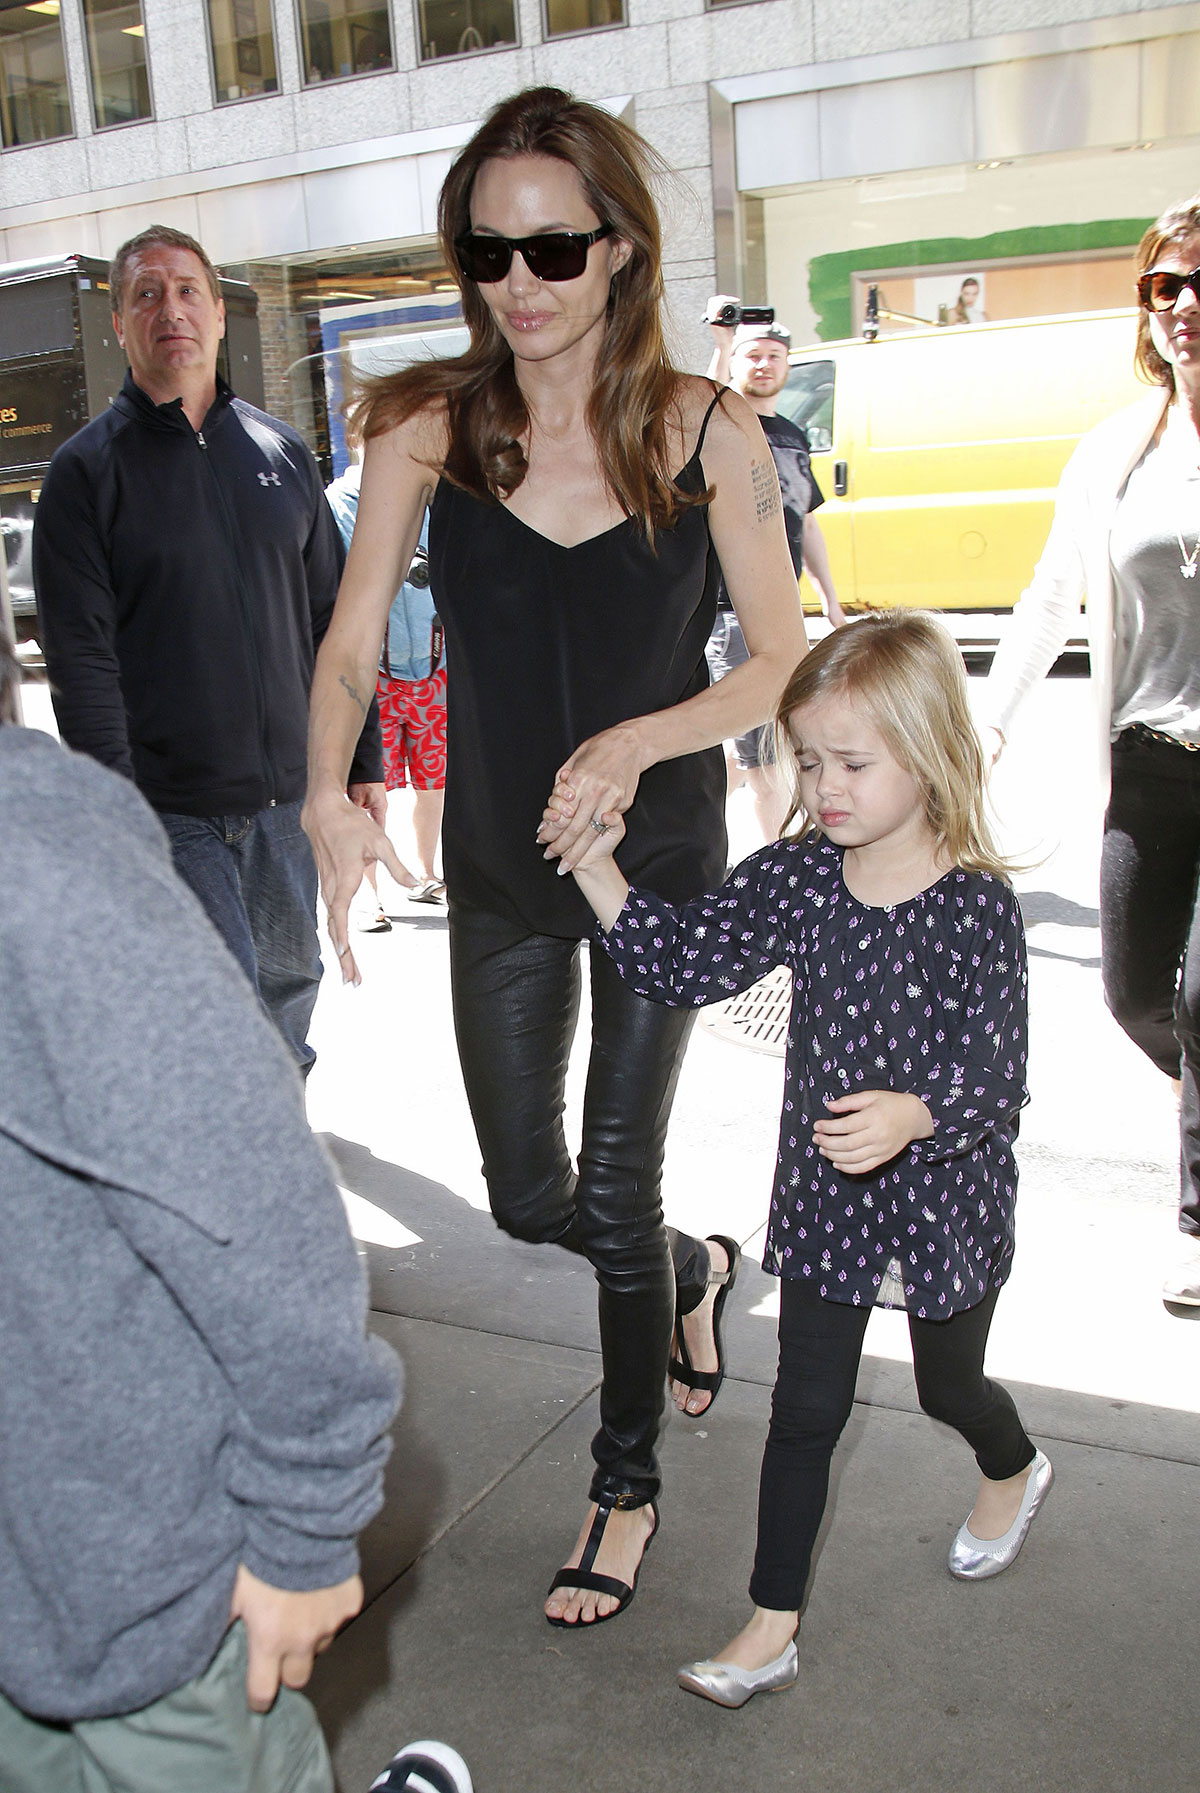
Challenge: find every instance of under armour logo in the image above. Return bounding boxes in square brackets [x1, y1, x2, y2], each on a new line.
[257, 470, 282, 487]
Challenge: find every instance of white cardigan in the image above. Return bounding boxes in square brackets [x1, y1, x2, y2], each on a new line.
[982, 388, 1172, 799]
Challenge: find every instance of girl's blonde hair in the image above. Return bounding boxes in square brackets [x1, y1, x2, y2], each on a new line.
[774, 611, 1012, 880]
[350, 86, 707, 539]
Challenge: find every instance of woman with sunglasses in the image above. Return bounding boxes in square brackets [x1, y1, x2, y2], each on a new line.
[303, 87, 805, 1626]
[983, 195, 1200, 1306]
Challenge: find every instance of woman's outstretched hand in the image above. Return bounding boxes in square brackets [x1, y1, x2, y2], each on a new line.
[302, 788, 415, 986]
[539, 722, 649, 874]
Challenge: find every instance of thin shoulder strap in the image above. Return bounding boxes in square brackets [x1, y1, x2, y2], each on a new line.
[692, 381, 726, 461]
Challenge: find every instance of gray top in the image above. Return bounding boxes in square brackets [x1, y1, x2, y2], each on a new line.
[0, 727, 401, 1722]
[1110, 424, 1200, 742]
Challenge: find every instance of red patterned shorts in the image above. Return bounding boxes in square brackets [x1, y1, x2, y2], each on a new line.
[376, 668, 447, 790]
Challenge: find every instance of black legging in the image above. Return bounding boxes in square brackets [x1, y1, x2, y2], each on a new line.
[448, 900, 711, 1507]
[1101, 727, 1200, 1235]
[750, 1276, 1034, 1612]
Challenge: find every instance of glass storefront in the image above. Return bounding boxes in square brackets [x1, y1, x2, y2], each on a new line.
[231, 240, 463, 478]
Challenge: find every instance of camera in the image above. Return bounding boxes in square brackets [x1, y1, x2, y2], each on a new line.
[407, 544, 431, 589]
[705, 302, 775, 327]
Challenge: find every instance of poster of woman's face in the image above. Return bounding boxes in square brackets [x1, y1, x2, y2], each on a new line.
[914, 271, 988, 325]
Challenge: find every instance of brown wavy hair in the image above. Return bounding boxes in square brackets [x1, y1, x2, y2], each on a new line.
[351, 86, 704, 535]
[1134, 194, 1200, 390]
[773, 611, 1013, 881]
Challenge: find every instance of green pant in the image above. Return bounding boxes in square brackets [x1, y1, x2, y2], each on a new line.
[0, 1623, 334, 1793]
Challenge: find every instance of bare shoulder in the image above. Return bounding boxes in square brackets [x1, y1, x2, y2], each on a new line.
[665, 375, 751, 454]
[370, 394, 450, 467]
[675, 376, 768, 480]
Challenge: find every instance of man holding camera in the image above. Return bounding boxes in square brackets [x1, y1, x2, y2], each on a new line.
[704, 298, 845, 839]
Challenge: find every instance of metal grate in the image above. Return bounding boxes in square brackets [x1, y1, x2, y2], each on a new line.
[698, 965, 792, 1057]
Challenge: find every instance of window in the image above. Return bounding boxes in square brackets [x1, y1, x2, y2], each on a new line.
[0, 1, 72, 148]
[81, 0, 152, 128]
[544, 0, 621, 36]
[417, 0, 516, 63]
[778, 360, 834, 453]
[298, 0, 392, 83]
[206, 0, 278, 103]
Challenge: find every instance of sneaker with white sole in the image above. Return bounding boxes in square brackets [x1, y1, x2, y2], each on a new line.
[1163, 1241, 1200, 1305]
[369, 1740, 473, 1793]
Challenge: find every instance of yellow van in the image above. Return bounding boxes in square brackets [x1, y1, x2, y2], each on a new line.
[780, 309, 1146, 617]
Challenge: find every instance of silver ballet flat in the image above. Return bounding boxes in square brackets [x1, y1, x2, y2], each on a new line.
[948, 1449, 1054, 1581]
[676, 1639, 799, 1709]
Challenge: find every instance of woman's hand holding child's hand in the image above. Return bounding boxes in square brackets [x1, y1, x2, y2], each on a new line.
[541, 804, 630, 932]
[813, 1090, 934, 1174]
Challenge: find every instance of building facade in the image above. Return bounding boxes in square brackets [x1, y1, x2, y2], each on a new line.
[2, 0, 1199, 471]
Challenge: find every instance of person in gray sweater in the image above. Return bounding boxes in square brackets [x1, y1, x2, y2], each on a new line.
[0, 645, 471, 1792]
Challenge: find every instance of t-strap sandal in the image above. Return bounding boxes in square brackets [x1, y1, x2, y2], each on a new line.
[670, 1234, 742, 1412]
[545, 1497, 660, 1628]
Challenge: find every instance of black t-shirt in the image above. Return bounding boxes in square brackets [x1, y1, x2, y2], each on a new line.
[716, 410, 823, 611]
[761, 411, 823, 576]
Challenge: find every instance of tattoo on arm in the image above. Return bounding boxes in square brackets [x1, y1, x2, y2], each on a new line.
[752, 459, 781, 523]
[338, 673, 368, 719]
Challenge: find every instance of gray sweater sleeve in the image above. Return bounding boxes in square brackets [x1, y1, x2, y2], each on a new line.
[0, 729, 400, 1596]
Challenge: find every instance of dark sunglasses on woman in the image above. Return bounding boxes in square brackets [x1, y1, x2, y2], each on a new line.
[1137, 265, 1200, 312]
[455, 225, 614, 285]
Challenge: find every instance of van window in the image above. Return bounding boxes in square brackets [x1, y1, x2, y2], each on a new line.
[778, 360, 834, 451]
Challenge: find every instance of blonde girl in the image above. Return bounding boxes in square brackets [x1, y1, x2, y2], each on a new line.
[569, 611, 1051, 1706]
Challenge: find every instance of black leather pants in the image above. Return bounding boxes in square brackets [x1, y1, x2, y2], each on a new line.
[449, 901, 711, 1505]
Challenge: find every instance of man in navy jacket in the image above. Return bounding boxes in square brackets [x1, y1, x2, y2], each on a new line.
[34, 225, 382, 1074]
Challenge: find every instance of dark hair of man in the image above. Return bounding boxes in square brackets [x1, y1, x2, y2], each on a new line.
[350, 86, 708, 538]
[109, 226, 222, 313]
[1133, 195, 1200, 390]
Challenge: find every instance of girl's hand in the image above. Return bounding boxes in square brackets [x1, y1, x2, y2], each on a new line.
[813, 1090, 934, 1174]
[540, 722, 650, 874]
[302, 788, 415, 986]
[568, 810, 630, 930]
[562, 806, 626, 872]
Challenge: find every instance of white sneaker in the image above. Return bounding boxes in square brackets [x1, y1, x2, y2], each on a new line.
[369, 1741, 473, 1793]
[1162, 1241, 1200, 1305]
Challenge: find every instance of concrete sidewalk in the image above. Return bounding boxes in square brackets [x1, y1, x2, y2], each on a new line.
[305, 879, 1200, 1793]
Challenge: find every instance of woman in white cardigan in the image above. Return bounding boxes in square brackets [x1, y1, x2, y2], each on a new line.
[984, 195, 1200, 1306]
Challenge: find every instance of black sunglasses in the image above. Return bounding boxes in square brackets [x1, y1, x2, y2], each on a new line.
[1137, 265, 1200, 312]
[455, 225, 614, 285]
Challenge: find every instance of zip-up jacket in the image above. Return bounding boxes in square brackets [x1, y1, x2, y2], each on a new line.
[34, 371, 382, 815]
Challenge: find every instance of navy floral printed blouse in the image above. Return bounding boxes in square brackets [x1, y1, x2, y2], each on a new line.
[600, 836, 1029, 1318]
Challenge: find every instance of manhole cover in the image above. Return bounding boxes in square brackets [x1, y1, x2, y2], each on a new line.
[699, 965, 792, 1057]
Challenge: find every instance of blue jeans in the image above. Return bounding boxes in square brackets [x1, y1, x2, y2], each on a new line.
[159, 802, 322, 1078]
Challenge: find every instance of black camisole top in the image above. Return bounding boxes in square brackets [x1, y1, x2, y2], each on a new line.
[428, 389, 728, 938]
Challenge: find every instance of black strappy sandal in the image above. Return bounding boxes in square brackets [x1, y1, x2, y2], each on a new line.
[670, 1234, 742, 1413]
[545, 1496, 660, 1628]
